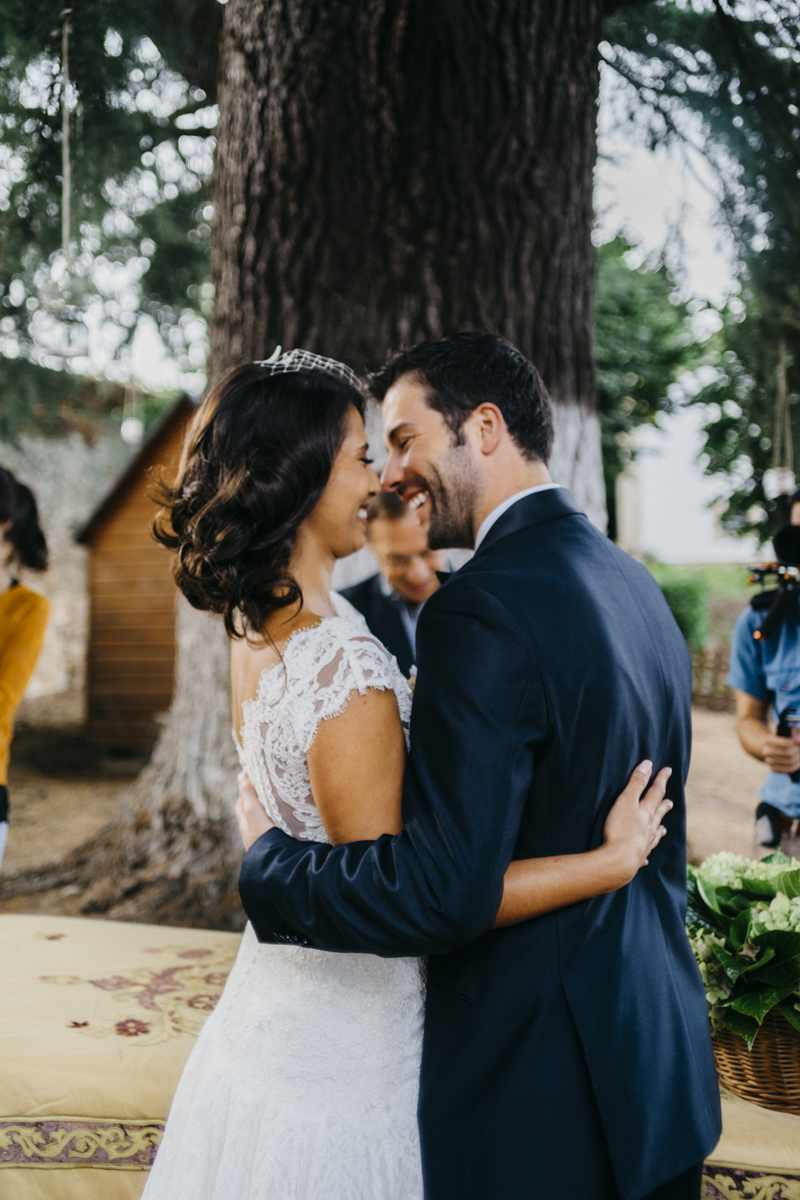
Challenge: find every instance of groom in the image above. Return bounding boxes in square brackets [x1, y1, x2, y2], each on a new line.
[237, 333, 721, 1200]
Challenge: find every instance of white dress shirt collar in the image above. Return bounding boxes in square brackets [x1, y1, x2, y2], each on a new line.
[474, 484, 561, 551]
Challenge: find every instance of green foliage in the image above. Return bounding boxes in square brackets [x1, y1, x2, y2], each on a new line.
[0, 352, 174, 441]
[0, 0, 221, 379]
[688, 851, 800, 1047]
[594, 236, 704, 538]
[657, 574, 710, 649]
[604, 3, 800, 543]
[0, 354, 119, 439]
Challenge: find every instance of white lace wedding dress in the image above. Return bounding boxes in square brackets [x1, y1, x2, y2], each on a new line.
[142, 594, 424, 1200]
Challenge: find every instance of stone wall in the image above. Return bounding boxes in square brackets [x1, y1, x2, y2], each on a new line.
[1, 433, 132, 723]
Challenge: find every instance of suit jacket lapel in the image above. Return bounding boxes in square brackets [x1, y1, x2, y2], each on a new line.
[475, 488, 584, 557]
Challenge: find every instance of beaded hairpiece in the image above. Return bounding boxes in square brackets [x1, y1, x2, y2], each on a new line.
[255, 346, 369, 397]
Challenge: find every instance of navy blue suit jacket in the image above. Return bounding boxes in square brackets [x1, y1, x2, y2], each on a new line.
[341, 573, 416, 676]
[239, 489, 721, 1200]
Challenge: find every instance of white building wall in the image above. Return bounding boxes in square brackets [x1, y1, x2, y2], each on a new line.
[618, 408, 759, 564]
[0, 433, 132, 709]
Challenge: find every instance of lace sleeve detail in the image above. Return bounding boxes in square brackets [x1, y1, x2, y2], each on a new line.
[288, 621, 411, 753]
[237, 615, 412, 843]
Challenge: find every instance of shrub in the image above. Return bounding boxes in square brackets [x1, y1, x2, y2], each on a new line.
[659, 576, 709, 650]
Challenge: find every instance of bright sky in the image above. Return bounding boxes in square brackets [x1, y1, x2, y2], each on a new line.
[595, 64, 737, 308]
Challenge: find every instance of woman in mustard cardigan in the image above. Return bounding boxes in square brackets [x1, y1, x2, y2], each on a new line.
[0, 467, 49, 870]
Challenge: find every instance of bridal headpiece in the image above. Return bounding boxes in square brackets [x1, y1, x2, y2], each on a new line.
[255, 346, 369, 398]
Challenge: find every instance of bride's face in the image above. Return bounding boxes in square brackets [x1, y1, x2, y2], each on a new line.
[303, 406, 380, 559]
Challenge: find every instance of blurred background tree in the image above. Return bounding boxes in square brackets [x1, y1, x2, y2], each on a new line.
[0, 0, 221, 434]
[594, 234, 706, 540]
[606, 1, 800, 543]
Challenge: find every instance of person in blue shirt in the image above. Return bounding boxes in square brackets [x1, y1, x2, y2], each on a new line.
[728, 489, 800, 856]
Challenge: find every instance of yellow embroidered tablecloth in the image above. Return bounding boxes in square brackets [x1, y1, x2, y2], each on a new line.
[3, 914, 800, 1199]
[703, 1089, 800, 1198]
[0, 913, 241, 1200]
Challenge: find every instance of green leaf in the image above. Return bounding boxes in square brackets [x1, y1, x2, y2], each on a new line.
[686, 877, 725, 935]
[696, 876, 722, 915]
[711, 944, 752, 983]
[778, 869, 800, 899]
[719, 1007, 761, 1049]
[729, 909, 752, 952]
[715, 886, 753, 916]
[754, 929, 800, 961]
[776, 999, 800, 1036]
[728, 983, 798, 1024]
[739, 877, 778, 899]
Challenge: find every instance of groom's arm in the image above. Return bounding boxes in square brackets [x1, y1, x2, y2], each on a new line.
[239, 581, 547, 957]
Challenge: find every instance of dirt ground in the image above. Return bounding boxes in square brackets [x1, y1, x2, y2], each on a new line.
[685, 707, 766, 864]
[0, 727, 143, 915]
[0, 707, 769, 919]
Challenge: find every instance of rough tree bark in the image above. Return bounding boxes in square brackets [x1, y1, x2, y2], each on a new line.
[1, 0, 609, 928]
[212, 0, 607, 521]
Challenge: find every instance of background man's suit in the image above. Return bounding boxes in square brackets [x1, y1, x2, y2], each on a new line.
[240, 489, 721, 1200]
[341, 573, 416, 676]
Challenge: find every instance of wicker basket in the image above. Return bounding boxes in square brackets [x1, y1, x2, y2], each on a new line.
[713, 1008, 800, 1115]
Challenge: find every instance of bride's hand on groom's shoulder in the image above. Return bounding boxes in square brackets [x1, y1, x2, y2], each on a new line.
[601, 761, 673, 888]
[236, 772, 275, 851]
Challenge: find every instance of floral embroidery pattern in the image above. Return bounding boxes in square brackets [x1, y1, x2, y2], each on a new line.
[0, 1118, 163, 1169]
[41, 942, 237, 1046]
[115, 1019, 151, 1037]
[703, 1165, 800, 1199]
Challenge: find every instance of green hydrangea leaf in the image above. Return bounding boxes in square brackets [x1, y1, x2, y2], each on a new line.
[729, 909, 752, 951]
[728, 982, 798, 1023]
[742, 949, 800, 988]
[716, 886, 754, 916]
[778, 870, 800, 899]
[753, 929, 800, 961]
[687, 878, 724, 935]
[776, 999, 800, 1035]
[697, 877, 723, 915]
[718, 1007, 760, 1048]
[740, 878, 778, 899]
[711, 944, 746, 981]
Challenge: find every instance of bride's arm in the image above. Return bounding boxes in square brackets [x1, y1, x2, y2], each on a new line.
[306, 687, 406, 844]
[493, 762, 672, 927]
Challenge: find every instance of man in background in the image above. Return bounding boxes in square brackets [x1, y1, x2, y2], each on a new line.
[342, 492, 446, 676]
[729, 485, 800, 857]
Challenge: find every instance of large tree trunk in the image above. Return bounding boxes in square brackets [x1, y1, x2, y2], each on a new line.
[1, 0, 607, 928]
[211, 0, 606, 523]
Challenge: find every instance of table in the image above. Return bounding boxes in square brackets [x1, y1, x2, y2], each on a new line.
[0, 913, 241, 1199]
[2, 913, 799, 1199]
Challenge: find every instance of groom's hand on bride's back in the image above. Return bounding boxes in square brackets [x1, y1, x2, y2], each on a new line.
[602, 760, 673, 887]
[236, 772, 275, 851]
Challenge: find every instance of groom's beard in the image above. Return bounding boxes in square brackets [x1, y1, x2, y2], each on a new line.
[425, 449, 483, 550]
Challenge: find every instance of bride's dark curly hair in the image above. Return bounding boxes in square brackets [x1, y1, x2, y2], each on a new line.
[154, 362, 365, 639]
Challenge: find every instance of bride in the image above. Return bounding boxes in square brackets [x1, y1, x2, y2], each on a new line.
[143, 352, 672, 1200]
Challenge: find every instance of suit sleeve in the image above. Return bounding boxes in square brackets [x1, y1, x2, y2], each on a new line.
[239, 581, 548, 957]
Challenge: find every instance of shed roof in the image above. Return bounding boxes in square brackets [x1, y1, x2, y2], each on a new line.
[74, 394, 196, 545]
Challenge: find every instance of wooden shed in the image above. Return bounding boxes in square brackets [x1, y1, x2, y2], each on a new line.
[75, 395, 195, 752]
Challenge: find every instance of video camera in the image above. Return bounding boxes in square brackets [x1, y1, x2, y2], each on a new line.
[748, 524, 800, 642]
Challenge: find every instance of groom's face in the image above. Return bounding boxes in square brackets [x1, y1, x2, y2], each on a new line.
[381, 375, 482, 550]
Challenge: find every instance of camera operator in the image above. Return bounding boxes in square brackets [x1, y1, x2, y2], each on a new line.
[728, 488, 800, 857]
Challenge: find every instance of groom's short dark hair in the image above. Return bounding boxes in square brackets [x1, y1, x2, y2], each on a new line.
[370, 333, 554, 464]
